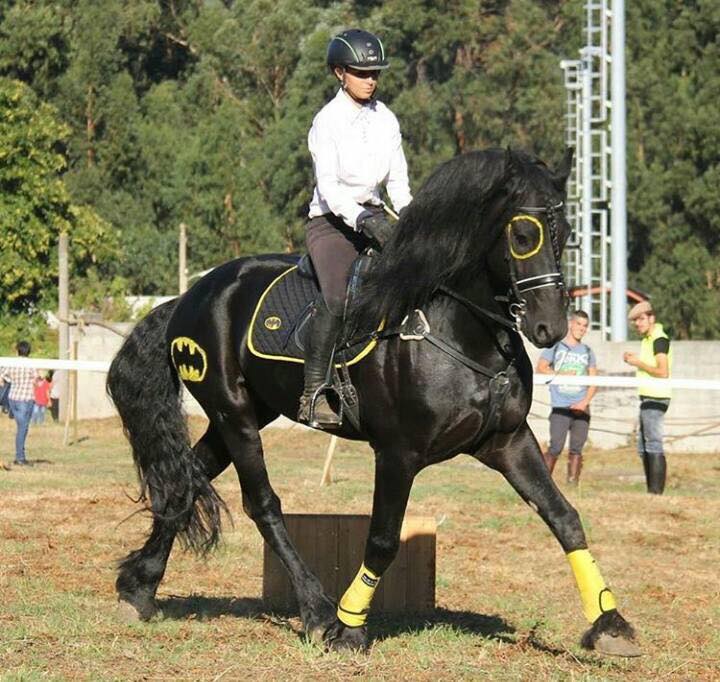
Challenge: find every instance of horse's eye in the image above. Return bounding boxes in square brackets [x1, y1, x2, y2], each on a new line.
[507, 216, 543, 259]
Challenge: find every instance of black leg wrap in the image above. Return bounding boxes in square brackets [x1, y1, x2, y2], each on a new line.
[581, 609, 641, 657]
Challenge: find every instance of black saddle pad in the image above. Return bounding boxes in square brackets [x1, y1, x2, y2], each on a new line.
[247, 263, 378, 365]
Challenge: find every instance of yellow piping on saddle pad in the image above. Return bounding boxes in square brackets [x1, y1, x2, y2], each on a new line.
[247, 265, 381, 365]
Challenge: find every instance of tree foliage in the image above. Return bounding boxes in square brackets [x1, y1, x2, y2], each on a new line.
[0, 77, 115, 312]
[0, 0, 718, 337]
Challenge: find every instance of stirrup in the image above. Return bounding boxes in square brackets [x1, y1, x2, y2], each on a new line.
[298, 386, 342, 429]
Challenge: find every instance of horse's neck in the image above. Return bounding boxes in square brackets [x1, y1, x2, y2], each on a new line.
[429, 276, 517, 358]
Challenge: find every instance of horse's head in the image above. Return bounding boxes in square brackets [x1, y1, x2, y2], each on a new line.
[486, 149, 573, 347]
[348, 147, 574, 341]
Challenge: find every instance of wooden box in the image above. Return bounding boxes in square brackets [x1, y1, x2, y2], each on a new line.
[263, 514, 436, 614]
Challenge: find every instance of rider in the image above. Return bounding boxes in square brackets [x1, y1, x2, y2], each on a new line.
[298, 28, 413, 427]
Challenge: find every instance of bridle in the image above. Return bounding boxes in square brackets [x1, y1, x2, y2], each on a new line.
[498, 199, 567, 331]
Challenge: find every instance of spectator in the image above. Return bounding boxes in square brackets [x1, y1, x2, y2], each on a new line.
[32, 372, 51, 425]
[623, 301, 672, 495]
[49, 369, 63, 423]
[535, 310, 598, 486]
[0, 374, 10, 415]
[0, 341, 37, 466]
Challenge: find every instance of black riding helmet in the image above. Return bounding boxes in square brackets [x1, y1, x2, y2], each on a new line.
[327, 29, 390, 71]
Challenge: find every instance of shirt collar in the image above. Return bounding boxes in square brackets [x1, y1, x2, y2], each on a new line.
[645, 323, 663, 339]
[334, 88, 377, 121]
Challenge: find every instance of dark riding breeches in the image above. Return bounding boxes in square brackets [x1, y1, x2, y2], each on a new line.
[306, 213, 369, 316]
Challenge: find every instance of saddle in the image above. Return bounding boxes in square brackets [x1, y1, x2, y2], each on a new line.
[247, 253, 377, 429]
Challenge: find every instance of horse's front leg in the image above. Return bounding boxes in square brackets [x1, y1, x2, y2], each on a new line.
[325, 450, 417, 652]
[476, 424, 640, 657]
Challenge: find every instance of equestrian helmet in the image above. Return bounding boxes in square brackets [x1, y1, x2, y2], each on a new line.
[327, 29, 389, 71]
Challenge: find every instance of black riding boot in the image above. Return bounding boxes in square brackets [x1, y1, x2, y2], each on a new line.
[297, 298, 343, 428]
[645, 454, 667, 495]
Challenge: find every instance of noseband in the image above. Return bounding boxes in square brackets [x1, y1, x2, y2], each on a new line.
[500, 200, 567, 331]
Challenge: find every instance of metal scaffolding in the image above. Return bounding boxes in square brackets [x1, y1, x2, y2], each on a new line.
[560, 0, 627, 340]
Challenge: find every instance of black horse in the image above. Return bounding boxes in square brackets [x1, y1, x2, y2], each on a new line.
[107, 148, 639, 656]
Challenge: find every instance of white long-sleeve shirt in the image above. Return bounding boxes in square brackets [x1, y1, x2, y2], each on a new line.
[308, 89, 412, 229]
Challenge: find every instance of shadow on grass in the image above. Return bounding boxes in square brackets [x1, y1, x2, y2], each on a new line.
[158, 595, 514, 645]
[155, 596, 621, 667]
[158, 594, 267, 621]
[371, 607, 515, 644]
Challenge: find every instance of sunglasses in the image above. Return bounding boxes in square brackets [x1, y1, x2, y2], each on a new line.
[346, 67, 381, 80]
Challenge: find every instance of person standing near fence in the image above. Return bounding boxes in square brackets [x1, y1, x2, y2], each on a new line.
[32, 372, 51, 425]
[535, 310, 597, 486]
[49, 369, 63, 422]
[623, 301, 672, 495]
[0, 341, 37, 467]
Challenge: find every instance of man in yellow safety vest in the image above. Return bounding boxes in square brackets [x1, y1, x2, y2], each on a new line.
[623, 301, 672, 494]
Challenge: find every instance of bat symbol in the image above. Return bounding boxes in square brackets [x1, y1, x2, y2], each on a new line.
[170, 336, 208, 382]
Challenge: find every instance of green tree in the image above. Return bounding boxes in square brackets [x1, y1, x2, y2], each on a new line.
[1, 0, 717, 337]
[627, 0, 720, 338]
[0, 77, 115, 310]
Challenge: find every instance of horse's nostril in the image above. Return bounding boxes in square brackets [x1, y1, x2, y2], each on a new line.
[534, 323, 550, 343]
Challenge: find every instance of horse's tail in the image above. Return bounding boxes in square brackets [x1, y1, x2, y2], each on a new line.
[107, 300, 225, 554]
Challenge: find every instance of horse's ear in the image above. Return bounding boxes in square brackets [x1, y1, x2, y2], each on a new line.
[552, 147, 574, 190]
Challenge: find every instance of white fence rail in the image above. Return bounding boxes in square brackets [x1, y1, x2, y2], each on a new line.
[0, 357, 110, 372]
[3, 357, 720, 391]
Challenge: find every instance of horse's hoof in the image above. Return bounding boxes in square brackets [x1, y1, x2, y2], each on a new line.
[307, 624, 327, 646]
[116, 597, 159, 623]
[324, 620, 368, 652]
[301, 594, 337, 645]
[117, 599, 143, 623]
[593, 632, 642, 657]
[581, 609, 641, 657]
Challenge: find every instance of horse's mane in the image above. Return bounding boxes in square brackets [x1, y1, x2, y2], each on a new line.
[349, 148, 554, 330]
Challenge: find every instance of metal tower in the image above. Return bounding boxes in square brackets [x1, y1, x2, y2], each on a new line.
[560, 0, 627, 340]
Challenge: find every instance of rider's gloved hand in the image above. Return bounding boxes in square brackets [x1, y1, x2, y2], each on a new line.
[356, 210, 394, 247]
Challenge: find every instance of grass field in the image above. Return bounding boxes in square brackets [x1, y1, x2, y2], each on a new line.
[1, 416, 719, 681]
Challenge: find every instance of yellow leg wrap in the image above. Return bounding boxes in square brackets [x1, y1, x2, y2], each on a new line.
[567, 549, 617, 622]
[337, 563, 380, 628]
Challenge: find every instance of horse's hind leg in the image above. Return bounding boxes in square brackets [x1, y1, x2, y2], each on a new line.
[117, 426, 231, 621]
[207, 389, 336, 641]
[476, 423, 640, 657]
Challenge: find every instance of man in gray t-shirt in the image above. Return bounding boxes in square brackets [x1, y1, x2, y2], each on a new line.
[535, 310, 597, 485]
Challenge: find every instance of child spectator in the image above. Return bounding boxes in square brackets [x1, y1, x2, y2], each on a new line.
[32, 373, 51, 425]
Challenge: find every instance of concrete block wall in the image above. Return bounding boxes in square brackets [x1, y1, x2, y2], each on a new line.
[73, 326, 720, 453]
